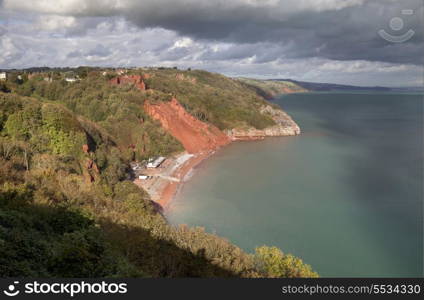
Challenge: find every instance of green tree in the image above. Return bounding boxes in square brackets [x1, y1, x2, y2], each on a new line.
[0, 184, 140, 277]
[0, 81, 11, 93]
[255, 246, 318, 278]
[4, 104, 42, 140]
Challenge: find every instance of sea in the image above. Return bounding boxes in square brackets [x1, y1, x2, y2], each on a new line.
[168, 92, 423, 277]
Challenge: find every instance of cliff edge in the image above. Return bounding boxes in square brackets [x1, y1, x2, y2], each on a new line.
[144, 97, 231, 153]
[226, 105, 301, 140]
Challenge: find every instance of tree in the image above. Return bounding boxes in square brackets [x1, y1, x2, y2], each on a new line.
[4, 104, 42, 141]
[0, 81, 11, 93]
[255, 246, 318, 278]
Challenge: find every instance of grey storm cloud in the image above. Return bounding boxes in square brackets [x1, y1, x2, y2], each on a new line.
[124, 0, 424, 65]
[3, 0, 423, 64]
[0, 0, 423, 86]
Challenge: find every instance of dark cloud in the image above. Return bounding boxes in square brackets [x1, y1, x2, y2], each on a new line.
[118, 0, 423, 64]
[0, 0, 422, 86]
[3, 0, 423, 64]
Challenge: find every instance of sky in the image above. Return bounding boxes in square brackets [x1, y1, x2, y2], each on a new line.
[0, 0, 423, 87]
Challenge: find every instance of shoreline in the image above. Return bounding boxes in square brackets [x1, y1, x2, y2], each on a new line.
[138, 98, 301, 211]
[133, 150, 215, 212]
[134, 104, 301, 212]
[135, 133, 301, 213]
[140, 137, 275, 212]
[157, 151, 212, 210]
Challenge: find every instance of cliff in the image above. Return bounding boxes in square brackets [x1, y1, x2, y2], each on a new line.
[237, 77, 308, 99]
[226, 105, 301, 140]
[0, 68, 318, 278]
[110, 74, 146, 90]
[144, 97, 299, 149]
[144, 97, 231, 153]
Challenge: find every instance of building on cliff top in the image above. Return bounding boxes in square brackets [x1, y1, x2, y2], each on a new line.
[65, 77, 78, 82]
[0, 72, 6, 80]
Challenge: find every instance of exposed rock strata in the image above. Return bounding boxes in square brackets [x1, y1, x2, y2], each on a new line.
[110, 75, 146, 91]
[144, 98, 230, 153]
[142, 98, 300, 210]
[225, 105, 301, 140]
[175, 73, 197, 84]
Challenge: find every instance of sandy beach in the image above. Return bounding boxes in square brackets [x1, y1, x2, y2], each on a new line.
[133, 151, 212, 211]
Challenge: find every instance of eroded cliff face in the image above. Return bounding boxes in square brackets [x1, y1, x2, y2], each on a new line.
[144, 97, 299, 150]
[81, 144, 100, 183]
[110, 75, 146, 91]
[225, 105, 301, 140]
[144, 98, 231, 153]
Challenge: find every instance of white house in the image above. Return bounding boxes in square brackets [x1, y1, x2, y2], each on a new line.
[0, 72, 6, 80]
[147, 157, 166, 168]
[65, 77, 77, 82]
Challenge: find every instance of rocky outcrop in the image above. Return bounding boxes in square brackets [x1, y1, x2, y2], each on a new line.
[110, 75, 146, 91]
[144, 97, 299, 149]
[144, 98, 230, 153]
[82, 144, 89, 153]
[81, 144, 100, 183]
[175, 73, 197, 84]
[226, 105, 301, 140]
[86, 159, 100, 174]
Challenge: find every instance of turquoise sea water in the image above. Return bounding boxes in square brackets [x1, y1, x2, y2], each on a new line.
[168, 92, 423, 277]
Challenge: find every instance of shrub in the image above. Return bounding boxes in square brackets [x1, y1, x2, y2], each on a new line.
[255, 246, 318, 278]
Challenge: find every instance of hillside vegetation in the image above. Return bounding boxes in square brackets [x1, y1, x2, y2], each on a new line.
[142, 68, 277, 130]
[0, 68, 318, 278]
[237, 77, 307, 99]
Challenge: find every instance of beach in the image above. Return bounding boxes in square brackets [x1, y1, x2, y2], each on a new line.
[133, 151, 213, 210]
[168, 92, 423, 277]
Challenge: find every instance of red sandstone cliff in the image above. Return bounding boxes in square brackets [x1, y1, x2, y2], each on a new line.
[110, 75, 146, 91]
[144, 98, 230, 153]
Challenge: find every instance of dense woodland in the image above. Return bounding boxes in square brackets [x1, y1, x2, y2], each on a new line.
[0, 67, 317, 277]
